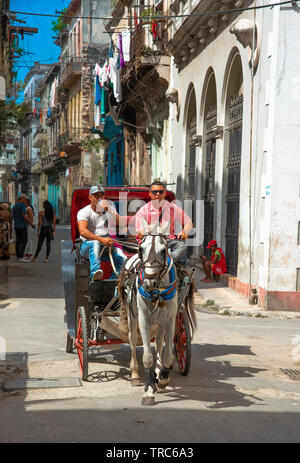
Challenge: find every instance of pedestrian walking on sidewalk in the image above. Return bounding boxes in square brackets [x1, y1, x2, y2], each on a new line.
[24, 197, 35, 260]
[200, 240, 227, 283]
[12, 193, 33, 262]
[32, 201, 56, 263]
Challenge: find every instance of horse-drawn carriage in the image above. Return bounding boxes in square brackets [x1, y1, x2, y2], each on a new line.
[61, 186, 196, 405]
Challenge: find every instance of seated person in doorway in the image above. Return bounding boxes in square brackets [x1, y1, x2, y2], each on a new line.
[77, 185, 127, 282]
[135, 180, 193, 264]
[200, 240, 227, 283]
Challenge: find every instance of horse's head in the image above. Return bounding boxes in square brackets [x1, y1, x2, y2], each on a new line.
[139, 234, 169, 287]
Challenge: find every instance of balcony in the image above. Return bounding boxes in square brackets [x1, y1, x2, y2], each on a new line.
[122, 22, 170, 83]
[16, 159, 31, 173]
[33, 128, 48, 148]
[31, 158, 42, 174]
[0, 157, 15, 167]
[41, 154, 57, 173]
[60, 57, 82, 89]
[58, 128, 81, 152]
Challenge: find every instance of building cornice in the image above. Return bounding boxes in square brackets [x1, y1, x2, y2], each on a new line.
[167, 0, 252, 70]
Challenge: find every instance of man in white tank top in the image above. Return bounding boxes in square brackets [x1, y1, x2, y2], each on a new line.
[77, 185, 127, 281]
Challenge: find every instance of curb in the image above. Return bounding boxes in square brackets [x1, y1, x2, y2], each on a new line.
[195, 292, 300, 320]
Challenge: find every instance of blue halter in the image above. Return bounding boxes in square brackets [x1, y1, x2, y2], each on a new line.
[138, 257, 177, 303]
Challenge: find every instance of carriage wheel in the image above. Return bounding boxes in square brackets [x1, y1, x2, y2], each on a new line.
[76, 306, 90, 381]
[174, 307, 191, 376]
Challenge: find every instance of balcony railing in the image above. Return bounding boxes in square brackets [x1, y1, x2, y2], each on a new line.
[16, 159, 31, 172]
[60, 57, 82, 88]
[33, 128, 48, 148]
[0, 157, 15, 167]
[58, 128, 81, 150]
[129, 22, 168, 60]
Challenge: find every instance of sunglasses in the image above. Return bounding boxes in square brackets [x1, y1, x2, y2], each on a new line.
[150, 190, 165, 195]
[92, 192, 104, 198]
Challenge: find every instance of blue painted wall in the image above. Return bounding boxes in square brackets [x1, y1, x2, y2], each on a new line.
[102, 116, 124, 186]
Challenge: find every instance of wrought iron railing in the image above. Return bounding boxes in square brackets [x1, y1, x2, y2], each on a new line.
[57, 128, 81, 149]
[60, 57, 82, 86]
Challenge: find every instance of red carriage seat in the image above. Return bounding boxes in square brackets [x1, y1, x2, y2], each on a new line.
[71, 188, 139, 280]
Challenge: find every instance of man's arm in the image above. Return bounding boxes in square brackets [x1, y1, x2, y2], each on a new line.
[21, 212, 31, 225]
[211, 250, 221, 264]
[172, 204, 193, 240]
[78, 220, 113, 247]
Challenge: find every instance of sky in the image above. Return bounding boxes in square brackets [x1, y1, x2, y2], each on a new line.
[10, 0, 68, 98]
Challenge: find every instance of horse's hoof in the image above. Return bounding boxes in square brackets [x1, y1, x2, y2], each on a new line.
[157, 381, 168, 390]
[131, 378, 142, 387]
[142, 396, 155, 406]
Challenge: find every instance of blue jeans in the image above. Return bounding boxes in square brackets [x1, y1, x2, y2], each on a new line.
[80, 240, 127, 280]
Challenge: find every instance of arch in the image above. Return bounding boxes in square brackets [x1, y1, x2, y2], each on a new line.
[221, 49, 244, 276]
[200, 67, 216, 121]
[221, 47, 243, 115]
[183, 82, 196, 130]
[184, 83, 197, 197]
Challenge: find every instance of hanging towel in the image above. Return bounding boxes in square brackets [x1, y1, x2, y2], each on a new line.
[119, 33, 125, 68]
[95, 76, 101, 105]
[109, 55, 122, 103]
[121, 30, 131, 62]
[109, 36, 114, 58]
[100, 86, 106, 124]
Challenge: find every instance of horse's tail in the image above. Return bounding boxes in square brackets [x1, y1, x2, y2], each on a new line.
[183, 280, 197, 339]
[117, 268, 128, 310]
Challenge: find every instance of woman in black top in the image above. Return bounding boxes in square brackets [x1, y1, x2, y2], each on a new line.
[32, 201, 56, 263]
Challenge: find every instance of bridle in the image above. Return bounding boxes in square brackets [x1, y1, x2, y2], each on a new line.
[139, 234, 169, 279]
[138, 234, 177, 306]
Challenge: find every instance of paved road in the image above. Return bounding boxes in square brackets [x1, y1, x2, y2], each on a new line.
[1, 227, 300, 444]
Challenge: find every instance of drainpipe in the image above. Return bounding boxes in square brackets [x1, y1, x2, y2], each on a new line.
[248, 3, 256, 303]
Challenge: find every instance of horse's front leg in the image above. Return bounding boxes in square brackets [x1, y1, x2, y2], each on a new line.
[158, 302, 177, 389]
[138, 299, 157, 406]
[127, 310, 141, 386]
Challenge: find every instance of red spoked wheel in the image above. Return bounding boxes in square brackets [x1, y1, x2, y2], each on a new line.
[75, 306, 90, 381]
[174, 308, 191, 376]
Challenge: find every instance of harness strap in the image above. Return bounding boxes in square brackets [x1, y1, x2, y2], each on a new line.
[138, 257, 177, 302]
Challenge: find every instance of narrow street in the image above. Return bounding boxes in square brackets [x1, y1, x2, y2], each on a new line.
[1, 227, 300, 444]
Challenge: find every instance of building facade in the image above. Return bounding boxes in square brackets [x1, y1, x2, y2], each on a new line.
[16, 62, 52, 213]
[166, 0, 300, 310]
[107, 0, 171, 187]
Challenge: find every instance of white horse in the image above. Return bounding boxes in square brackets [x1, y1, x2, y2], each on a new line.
[118, 234, 195, 406]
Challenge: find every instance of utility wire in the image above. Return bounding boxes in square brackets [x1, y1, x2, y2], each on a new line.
[2, 1, 298, 22]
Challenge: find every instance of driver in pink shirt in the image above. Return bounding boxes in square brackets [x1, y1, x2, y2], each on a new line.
[135, 181, 193, 263]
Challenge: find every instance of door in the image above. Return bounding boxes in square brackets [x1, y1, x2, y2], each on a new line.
[203, 138, 216, 256]
[48, 177, 60, 219]
[225, 94, 243, 275]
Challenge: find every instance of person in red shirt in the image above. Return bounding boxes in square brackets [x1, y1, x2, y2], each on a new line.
[200, 240, 227, 283]
[135, 181, 193, 263]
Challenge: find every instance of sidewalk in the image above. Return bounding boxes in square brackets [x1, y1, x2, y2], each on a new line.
[191, 266, 300, 320]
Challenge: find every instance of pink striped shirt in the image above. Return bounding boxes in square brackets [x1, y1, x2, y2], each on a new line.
[135, 200, 192, 241]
